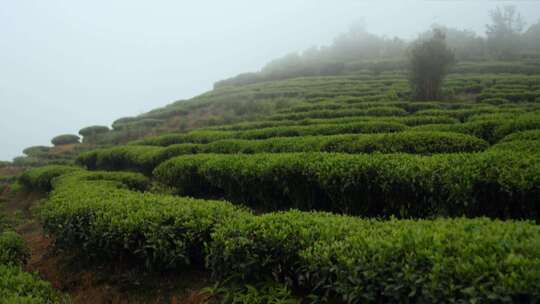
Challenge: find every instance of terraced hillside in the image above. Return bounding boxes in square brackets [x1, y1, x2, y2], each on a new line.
[7, 67, 539, 303]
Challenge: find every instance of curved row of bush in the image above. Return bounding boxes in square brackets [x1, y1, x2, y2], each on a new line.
[33, 167, 540, 303]
[20, 166, 150, 192]
[209, 113, 461, 132]
[77, 132, 488, 174]
[155, 151, 540, 219]
[208, 213, 540, 303]
[19, 165, 82, 192]
[276, 100, 475, 115]
[133, 121, 407, 146]
[40, 170, 246, 270]
[411, 113, 540, 143]
[135, 111, 539, 147]
[500, 129, 540, 142]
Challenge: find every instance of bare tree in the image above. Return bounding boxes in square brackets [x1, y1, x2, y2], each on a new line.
[486, 6, 526, 58]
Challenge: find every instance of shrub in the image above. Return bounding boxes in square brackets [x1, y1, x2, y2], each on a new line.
[155, 151, 540, 219]
[78, 131, 486, 175]
[268, 107, 407, 121]
[489, 140, 540, 153]
[37, 169, 540, 303]
[0, 230, 58, 303]
[209, 215, 540, 303]
[19, 165, 81, 192]
[134, 131, 237, 146]
[483, 97, 510, 105]
[11, 156, 44, 167]
[500, 129, 540, 142]
[51, 134, 80, 146]
[493, 113, 540, 140]
[78, 125, 110, 137]
[317, 131, 487, 154]
[79, 125, 110, 143]
[22, 146, 50, 157]
[40, 171, 245, 270]
[0, 265, 60, 303]
[0, 231, 30, 266]
[237, 121, 407, 140]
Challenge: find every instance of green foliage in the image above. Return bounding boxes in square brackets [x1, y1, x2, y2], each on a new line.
[11, 156, 44, 167]
[78, 125, 110, 137]
[205, 281, 298, 304]
[0, 265, 60, 303]
[39, 171, 246, 270]
[51, 134, 80, 146]
[22, 146, 50, 157]
[0, 231, 30, 266]
[79, 125, 110, 143]
[77, 131, 486, 175]
[19, 165, 82, 192]
[155, 151, 540, 219]
[209, 214, 540, 303]
[408, 29, 456, 100]
[489, 140, 540, 153]
[500, 129, 540, 142]
[0, 230, 60, 303]
[36, 169, 540, 302]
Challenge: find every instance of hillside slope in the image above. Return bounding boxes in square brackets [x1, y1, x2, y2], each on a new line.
[3, 61, 539, 302]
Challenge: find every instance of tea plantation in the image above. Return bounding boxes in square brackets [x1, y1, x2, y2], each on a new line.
[7, 69, 540, 302]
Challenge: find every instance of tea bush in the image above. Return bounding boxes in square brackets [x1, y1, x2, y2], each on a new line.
[209, 214, 540, 303]
[77, 132, 487, 174]
[40, 171, 246, 270]
[78, 125, 110, 137]
[22, 146, 50, 157]
[51, 134, 80, 146]
[19, 165, 81, 191]
[0, 230, 60, 302]
[155, 151, 540, 219]
[500, 129, 540, 142]
[0, 231, 30, 266]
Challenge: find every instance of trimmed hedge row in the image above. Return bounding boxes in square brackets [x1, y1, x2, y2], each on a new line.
[135, 110, 538, 148]
[133, 121, 407, 146]
[77, 132, 488, 174]
[237, 121, 407, 140]
[490, 140, 540, 153]
[19, 165, 82, 192]
[78, 125, 110, 137]
[501, 129, 540, 142]
[132, 130, 237, 146]
[208, 213, 540, 303]
[267, 106, 408, 121]
[155, 151, 540, 219]
[35, 168, 540, 302]
[22, 146, 51, 157]
[51, 134, 80, 146]
[210, 114, 459, 132]
[410, 113, 540, 143]
[40, 171, 246, 270]
[18, 165, 149, 192]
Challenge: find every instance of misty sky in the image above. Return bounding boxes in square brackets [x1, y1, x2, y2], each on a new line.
[2, 0, 540, 160]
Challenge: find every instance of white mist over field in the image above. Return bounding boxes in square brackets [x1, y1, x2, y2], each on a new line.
[1, 0, 540, 160]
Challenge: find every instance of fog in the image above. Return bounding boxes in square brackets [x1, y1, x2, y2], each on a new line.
[2, 0, 540, 161]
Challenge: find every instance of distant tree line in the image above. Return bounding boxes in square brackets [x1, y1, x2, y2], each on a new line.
[215, 6, 540, 88]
